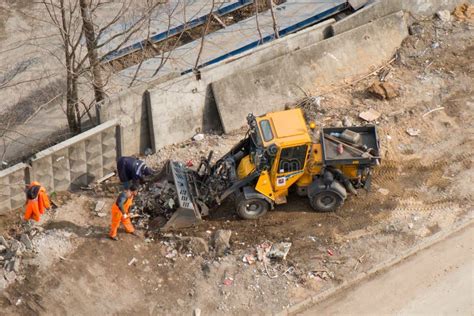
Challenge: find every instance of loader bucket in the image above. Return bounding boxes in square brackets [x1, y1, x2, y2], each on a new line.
[161, 207, 200, 231]
[158, 160, 202, 231]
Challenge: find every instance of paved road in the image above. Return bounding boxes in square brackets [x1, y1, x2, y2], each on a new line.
[301, 224, 474, 316]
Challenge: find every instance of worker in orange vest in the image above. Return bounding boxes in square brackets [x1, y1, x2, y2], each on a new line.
[24, 181, 51, 222]
[109, 184, 139, 240]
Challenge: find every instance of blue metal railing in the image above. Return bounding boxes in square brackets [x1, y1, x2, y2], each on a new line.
[102, 0, 253, 63]
[182, 1, 349, 75]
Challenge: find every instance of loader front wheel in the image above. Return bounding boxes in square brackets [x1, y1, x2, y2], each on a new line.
[236, 196, 269, 220]
[309, 191, 342, 212]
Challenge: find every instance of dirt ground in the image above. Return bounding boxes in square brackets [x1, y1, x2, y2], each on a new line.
[0, 12, 473, 316]
[302, 223, 474, 315]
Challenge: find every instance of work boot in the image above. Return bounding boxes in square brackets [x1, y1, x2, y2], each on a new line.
[109, 236, 118, 241]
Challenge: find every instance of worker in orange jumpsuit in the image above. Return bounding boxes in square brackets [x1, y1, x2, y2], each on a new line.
[109, 184, 139, 240]
[24, 181, 51, 222]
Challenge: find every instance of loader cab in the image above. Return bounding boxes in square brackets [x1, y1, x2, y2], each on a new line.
[254, 109, 312, 202]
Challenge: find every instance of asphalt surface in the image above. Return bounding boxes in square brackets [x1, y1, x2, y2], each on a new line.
[301, 223, 474, 315]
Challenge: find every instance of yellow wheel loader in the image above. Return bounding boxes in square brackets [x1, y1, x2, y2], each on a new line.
[156, 108, 380, 230]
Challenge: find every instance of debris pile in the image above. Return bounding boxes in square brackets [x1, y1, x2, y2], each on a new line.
[159, 230, 232, 260]
[242, 241, 292, 264]
[131, 180, 180, 229]
[0, 230, 39, 290]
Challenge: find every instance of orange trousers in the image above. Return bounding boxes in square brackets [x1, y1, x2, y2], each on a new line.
[109, 206, 135, 238]
[24, 199, 41, 222]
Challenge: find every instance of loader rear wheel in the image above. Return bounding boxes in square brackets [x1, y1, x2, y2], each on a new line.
[309, 191, 342, 212]
[236, 196, 269, 220]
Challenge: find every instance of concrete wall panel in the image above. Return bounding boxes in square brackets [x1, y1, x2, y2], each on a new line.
[68, 141, 88, 190]
[101, 126, 117, 175]
[146, 20, 334, 151]
[0, 163, 27, 214]
[30, 120, 119, 192]
[212, 11, 408, 133]
[52, 148, 71, 192]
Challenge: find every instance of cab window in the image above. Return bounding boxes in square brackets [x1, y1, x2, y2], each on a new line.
[259, 120, 274, 142]
[278, 145, 308, 173]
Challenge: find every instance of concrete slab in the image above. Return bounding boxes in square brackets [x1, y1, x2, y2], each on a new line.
[30, 120, 119, 192]
[212, 11, 408, 133]
[0, 163, 27, 214]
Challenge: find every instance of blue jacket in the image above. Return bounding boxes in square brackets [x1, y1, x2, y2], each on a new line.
[117, 157, 152, 183]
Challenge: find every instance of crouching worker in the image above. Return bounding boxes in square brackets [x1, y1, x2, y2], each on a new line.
[109, 184, 139, 241]
[24, 181, 51, 222]
[117, 156, 154, 189]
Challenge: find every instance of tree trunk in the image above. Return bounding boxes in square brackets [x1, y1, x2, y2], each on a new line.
[268, 0, 279, 39]
[66, 72, 80, 134]
[79, 0, 106, 104]
[60, 0, 80, 134]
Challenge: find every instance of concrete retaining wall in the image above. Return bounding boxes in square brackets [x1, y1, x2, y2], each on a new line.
[331, 0, 465, 35]
[0, 163, 28, 215]
[30, 120, 119, 193]
[212, 11, 408, 133]
[99, 0, 465, 154]
[147, 20, 335, 151]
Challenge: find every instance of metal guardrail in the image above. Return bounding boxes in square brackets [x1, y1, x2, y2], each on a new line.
[101, 0, 253, 63]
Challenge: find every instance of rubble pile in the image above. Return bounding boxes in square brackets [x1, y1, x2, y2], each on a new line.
[131, 181, 180, 229]
[0, 229, 40, 290]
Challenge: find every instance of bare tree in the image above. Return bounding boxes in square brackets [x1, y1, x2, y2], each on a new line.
[38, 0, 161, 133]
[255, 0, 263, 44]
[194, 0, 216, 74]
[79, 0, 105, 104]
[268, 0, 279, 39]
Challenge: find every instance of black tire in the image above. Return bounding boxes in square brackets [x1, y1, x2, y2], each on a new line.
[235, 195, 269, 220]
[309, 191, 342, 212]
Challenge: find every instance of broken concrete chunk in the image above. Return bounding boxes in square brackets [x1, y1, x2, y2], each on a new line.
[193, 308, 201, 316]
[4, 271, 16, 283]
[359, 109, 381, 122]
[436, 10, 452, 22]
[267, 242, 292, 260]
[20, 234, 33, 250]
[0, 245, 6, 252]
[406, 128, 420, 136]
[343, 116, 353, 127]
[13, 258, 21, 273]
[9, 240, 21, 253]
[0, 236, 9, 248]
[96, 212, 107, 218]
[0, 275, 7, 290]
[192, 133, 205, 141]
[95, 201, 106, 212]
[186, 237, 209, 255]
[408, 23, 424, 36]
[212, 230, 232, 256]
